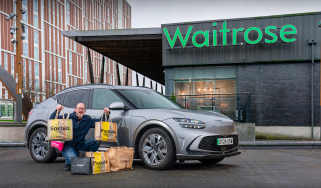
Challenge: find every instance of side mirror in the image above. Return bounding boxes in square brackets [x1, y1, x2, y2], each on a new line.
[109, 102, 128, 110]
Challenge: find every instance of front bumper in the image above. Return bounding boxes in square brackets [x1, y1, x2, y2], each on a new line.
[162, 118, 239, 158]
[176, 149, 241, 160]
[177, 134, 240, 160]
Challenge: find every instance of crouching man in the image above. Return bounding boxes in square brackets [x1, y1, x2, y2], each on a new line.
[49, 102, 110, 171]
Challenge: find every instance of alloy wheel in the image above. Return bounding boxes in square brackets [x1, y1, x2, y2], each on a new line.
[31, 131, 49, 160]
[142, 133, 168, 166]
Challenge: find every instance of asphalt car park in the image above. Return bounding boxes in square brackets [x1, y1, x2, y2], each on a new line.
[0, 148, 321, 188]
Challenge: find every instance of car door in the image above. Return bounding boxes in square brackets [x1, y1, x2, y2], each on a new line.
[88, 88, 130, 146]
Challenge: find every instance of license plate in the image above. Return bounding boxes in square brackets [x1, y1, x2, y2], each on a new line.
[217, 137, 233, 145]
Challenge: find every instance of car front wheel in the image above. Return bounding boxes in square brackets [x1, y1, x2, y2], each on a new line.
[138, 128, 176, 170]
[28, 127, 57, 163]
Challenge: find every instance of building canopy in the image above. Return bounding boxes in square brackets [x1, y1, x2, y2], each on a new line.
[63, 28, 163, 84]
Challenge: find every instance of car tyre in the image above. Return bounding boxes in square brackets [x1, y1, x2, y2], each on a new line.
[29, 127, 57, 163]
[200, 157, 224, 166]
[138, 128, 175, 170]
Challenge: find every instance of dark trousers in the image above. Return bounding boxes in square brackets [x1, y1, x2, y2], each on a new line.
[62, 140, 100, 165]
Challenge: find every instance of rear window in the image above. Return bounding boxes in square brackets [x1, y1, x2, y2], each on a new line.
[56, 89, 90, 108]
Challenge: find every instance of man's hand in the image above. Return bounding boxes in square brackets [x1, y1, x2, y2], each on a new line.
[103, 107, 110, 115]
[56, 104, 64, 112]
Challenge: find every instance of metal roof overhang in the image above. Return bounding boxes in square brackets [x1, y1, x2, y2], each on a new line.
[63, 28, 164, 84]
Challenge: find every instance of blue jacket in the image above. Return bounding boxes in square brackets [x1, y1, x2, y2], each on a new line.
[49, 110, 109, 148]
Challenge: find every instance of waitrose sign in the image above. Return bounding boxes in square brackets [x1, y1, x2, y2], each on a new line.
[163, 21, 297, 48]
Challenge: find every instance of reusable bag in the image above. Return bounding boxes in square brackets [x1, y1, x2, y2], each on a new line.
[107, 147, 134, 172]
[50, 141, 64, 152]
[95, 114, 117, 142]
[47, 112, 73, 141]
[92, 152, 110, 174]
[71, 157, 92, 175]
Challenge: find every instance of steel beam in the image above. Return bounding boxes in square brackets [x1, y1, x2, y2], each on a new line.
[136, 72, 139, 86]
[87, 48, 94, 84]
[99, 56, 105, 83]
[125, 67, 129, 86]
[116, 63, 121, 85]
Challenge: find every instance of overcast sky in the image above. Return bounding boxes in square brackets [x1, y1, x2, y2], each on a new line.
[126, 0, 321, 28]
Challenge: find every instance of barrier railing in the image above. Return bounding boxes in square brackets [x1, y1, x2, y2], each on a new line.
[166, 93, 251, 122]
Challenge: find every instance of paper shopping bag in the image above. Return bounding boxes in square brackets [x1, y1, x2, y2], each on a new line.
[92, 152, 110, 174]
[107, 147, 134, 172]
[95, 115, 117, 142]
[47, 112, 73, 141]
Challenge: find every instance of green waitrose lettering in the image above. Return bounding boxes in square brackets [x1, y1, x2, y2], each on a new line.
[163, 22, 297, 48]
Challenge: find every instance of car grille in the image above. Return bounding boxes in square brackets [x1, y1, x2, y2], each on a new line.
[198, 135, 238, 152]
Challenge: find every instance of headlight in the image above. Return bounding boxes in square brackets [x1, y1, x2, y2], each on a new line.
[173, 118, 206, 129]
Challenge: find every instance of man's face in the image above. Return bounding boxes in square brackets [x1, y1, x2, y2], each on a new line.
[75, 103, 86, 119]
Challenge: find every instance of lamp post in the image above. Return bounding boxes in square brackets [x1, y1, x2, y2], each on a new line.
[15, 0, 23, 96]
[318, 20, 321, 140]
[308, 39, 316, 140]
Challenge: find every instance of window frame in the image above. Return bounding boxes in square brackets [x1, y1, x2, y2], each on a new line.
[57, 89, 92, 109]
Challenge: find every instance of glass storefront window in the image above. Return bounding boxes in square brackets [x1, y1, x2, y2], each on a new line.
[174, 81, 192, 96]
[174, 79, 236, 118]
[174, 79, 235, 96]
[194, 80, 215, 95]
[216, 80, 236, 94]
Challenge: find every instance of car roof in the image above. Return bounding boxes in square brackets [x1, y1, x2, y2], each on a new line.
[56, 84, 154, 95]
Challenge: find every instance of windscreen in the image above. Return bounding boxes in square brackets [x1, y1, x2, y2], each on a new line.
[117, 89, 181, 109]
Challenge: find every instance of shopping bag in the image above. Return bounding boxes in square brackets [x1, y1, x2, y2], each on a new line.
[50, 141, 64, 152]
[47, 112, 73, 141]
[92, 152, 110, 174]
[71, 157, 92, 175]
[107, 147, 134, 172]
[95, 114, 117, 142]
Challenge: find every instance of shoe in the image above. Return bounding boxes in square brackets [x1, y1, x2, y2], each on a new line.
[64, 164, 71, 171]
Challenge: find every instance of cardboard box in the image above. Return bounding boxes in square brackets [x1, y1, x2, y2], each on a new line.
[86, 148, 109, 158]
[86, 147, 134, 173]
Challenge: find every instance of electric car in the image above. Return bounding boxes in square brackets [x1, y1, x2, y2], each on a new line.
[25, 84, 240, 169]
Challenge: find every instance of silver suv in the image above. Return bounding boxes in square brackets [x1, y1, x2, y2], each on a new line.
[25, 84, 240, 169]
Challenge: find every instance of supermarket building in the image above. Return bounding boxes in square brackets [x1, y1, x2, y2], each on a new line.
[66, 12, 321, 137]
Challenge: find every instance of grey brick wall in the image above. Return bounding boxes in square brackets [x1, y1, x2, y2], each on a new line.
[237, 62, 320, 126]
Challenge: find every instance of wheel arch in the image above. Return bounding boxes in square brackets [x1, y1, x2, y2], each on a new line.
[133, 120, 179, 156]
[26, 120, 47, 147]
